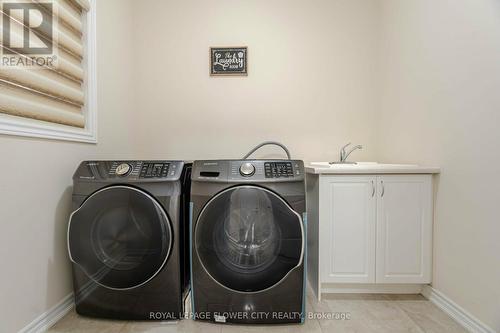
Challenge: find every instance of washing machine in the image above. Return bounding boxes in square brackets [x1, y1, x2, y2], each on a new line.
[190, 159, 306, 324]
[67, 160, 191, 320]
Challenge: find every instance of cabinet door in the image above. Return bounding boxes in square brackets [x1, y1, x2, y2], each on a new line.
[376, 175, 433, 283]
[320, 176, 376, 283]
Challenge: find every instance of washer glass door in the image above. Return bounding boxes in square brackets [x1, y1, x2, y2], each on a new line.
[195, 186, 303, 292]
[68, 186, 172, 290]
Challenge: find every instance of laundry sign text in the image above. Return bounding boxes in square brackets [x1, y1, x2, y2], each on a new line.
[210, 47, 247, 76]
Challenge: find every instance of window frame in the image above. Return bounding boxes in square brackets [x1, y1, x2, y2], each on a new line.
[0, 0, 97, 143]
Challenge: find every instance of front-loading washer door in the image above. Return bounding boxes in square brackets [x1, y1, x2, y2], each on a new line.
[68, 186, 172, 290]
[195, 185, 304, 293]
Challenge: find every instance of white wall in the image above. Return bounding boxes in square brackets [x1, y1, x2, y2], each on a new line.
[0, 1, 138, 332]
[3, 0, 500, 331]
[378, 0, 500, 330]
[0, 1, 380, 331]
[130, 0, 379, 162]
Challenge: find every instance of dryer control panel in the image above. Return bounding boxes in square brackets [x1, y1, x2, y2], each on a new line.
[139, 162, 170, 178]
[109, 161, 174, 178]
[192, 160, 304, 183]
[74, 160, 184, 182]
[264, 161, 295, 178]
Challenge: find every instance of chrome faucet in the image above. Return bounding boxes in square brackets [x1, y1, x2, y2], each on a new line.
[331, 143, 363, 164]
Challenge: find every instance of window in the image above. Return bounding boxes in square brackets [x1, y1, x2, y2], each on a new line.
[0, 0, 96, 143]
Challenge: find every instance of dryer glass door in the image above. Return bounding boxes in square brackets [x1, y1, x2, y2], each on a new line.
[195, 185, 303, 293]
[68, 186, 172, 290]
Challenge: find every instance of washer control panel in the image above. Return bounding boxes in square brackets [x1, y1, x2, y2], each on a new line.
[265, 161, 294, 178]
[139, 162, 170, 178]
[193, 160, 304, 182]
[75, 160, 184, 182]
[109, 161, 175, 178]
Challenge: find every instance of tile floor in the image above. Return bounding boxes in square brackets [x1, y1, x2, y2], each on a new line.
[48, 293, 467, 333]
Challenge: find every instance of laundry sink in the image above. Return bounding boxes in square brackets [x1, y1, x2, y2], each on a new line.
[309, 162, 419, 169]
[307, 162, 439, 174]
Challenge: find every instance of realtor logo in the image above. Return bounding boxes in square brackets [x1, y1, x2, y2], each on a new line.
[2, 2, 53, 54]
[1, 1, 57, 68]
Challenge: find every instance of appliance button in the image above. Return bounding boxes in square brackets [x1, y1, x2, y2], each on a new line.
[115, 163, 131, 176]
[239, 163, 256, 177]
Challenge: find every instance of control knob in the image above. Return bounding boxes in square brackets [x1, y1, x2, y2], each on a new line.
[239, 162, 255, 177]
[115, 163, 131, 176]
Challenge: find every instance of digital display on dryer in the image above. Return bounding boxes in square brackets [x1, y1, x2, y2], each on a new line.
[140, 163, 169, 178]
[265, 162, 294, 178]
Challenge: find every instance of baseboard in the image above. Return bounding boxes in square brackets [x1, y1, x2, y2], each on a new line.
[321, 283, 423, 294]
[18, 293, 75, 333]
[16, 286, 495, 333]
[422, 286, 495, 333]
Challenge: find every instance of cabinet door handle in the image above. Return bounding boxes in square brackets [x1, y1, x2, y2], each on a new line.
[381, 180, 385, 197]
[371, 180, 375, 197]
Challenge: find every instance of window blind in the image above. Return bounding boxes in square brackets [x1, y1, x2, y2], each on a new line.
[0, 0, 90, 128]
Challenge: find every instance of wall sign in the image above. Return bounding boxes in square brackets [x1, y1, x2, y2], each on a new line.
[210, 47, 248, 76]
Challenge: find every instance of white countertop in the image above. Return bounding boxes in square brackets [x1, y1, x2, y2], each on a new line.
[306, 162, 441, 174]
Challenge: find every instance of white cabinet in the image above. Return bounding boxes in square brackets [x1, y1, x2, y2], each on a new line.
[307, 173, 433, 296]
[319, 176, 376, 283]
[376, 176, 432, 283]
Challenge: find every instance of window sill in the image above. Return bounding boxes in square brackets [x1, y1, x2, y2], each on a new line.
[0, 114, 97, 143]
[0, 0, 97, 144]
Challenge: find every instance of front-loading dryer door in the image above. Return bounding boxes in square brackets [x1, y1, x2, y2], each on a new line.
[68, 186, 172, 290]
[195, 185, 304, 293]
